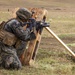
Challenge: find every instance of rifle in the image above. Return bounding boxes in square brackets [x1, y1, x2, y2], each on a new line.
[22, 18, 50, 32]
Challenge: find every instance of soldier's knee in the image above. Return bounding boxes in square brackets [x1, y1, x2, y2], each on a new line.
[10, 62, 22, 70]
[2, 56, 22, 70]
[2, 62, 22, 70]
[1, 56, 13, 69]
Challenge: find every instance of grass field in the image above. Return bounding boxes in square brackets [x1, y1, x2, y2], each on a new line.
[0, 0, 75, 75]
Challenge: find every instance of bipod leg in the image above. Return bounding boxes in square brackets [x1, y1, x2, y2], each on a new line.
[45, 27, 75, 58]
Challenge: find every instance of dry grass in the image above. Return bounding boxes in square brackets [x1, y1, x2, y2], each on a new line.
[0, 0, 75, 75]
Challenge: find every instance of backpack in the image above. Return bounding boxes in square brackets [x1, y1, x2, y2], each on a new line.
[0, 21, 17, 46]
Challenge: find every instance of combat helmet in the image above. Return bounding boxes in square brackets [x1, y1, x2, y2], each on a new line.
[16, 8, 32, 21]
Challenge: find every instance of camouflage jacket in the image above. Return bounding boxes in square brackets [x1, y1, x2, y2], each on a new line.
[4, 19, 31, 41]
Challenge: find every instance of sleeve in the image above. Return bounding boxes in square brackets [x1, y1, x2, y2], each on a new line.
[11, 22, 31, 41]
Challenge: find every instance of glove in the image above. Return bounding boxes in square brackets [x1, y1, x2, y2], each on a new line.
[27, 23, 32, 31]
[30, 32, 36, 40]
[29, 18, 36, 27]
[27, 18, 36, 31]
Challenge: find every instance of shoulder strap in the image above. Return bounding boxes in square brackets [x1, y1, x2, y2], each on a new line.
[4, 18, 16, 25]
[0, 21, 6, 30]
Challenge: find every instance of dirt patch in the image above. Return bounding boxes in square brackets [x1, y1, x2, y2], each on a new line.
[40, 37, 75, 52]
[38, 37, 75, 64]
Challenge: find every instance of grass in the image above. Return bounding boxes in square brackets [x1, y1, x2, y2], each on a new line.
[67, 43, 75, 46]
[0, 49, 75, 75]
[0, 0, 75, 75]
[0, 10, 75, 75]
[0, 11, 12, 22]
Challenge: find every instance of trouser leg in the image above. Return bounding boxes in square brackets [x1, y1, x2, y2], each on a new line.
[10, 55, 22, 69]
[16, 41, 27, 58]
[1, 54, 22, 69]
[0, 44, 22, 69]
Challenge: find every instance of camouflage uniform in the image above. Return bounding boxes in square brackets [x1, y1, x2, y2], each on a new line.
[0, 19, 30, 69]
[0, 8, 36, 69]
[0, 42, 22, 69]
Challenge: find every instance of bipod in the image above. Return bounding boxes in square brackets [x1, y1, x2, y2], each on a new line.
[45, 27, 75, 58]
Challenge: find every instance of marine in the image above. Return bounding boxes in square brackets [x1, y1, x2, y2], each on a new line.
[0, 8, 36, 69]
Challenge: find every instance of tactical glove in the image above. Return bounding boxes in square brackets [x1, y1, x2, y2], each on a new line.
[30, 32, 36, 40]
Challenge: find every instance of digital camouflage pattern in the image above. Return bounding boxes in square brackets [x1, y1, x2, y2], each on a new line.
[0, 41, 22, 69]
[0, 19, 31, 69]
[0, 8, 36, 69]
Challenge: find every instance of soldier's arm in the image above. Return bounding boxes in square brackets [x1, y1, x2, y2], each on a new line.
[4, 19, 36, 41]
[11, 24, 31, 41]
